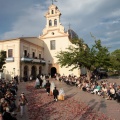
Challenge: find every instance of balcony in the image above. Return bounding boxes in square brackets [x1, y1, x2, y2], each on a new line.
[21, 57, 46, 64]
[40, 58, 46, 64]
[32, 59, 40, 63]
[6, 57, 14, 62]
[21, 57, 32, 62]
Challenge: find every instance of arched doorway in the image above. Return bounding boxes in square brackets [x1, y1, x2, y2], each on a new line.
[31, 66, 36, 80]
[51, 67, 57, 78]
[23, 66, 28, 81]
[24, 66, 28, 76]
[39, 66, 42, 75]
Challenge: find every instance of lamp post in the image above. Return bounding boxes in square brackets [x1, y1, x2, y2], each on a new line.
[13, 68, 15, 78]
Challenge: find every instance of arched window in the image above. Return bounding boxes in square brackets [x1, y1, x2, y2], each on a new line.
[49, 20, 52, 26]
[54, 19, 57, 26]
[51, 10, 54, 14]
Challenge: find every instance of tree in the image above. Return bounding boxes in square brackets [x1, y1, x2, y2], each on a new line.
[56, 38, 93, 79]
[110, 49, 120, 74]
[0, 50, 6, 70]
[56, 36, 111, 80]
[91, 40, 111, 69]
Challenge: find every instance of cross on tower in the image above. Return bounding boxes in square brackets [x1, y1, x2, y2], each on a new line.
[51, 0, 57, 4]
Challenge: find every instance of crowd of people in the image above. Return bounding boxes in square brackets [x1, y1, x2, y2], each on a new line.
[56, 74, 120, 102]
[34, 75, 65, 101]
[34, 73, 120, 103]
[0, 77, 29, 120]
[0, 78, 18, 120]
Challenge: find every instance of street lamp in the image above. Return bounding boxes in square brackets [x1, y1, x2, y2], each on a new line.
[13, 68, 15, 78]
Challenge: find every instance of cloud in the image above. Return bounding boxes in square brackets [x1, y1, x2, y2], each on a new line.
[0, 0, 120, 52]
[1, 4, 46, 39]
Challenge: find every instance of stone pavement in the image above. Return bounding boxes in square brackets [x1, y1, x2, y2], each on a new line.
[16, 77, 120, 120]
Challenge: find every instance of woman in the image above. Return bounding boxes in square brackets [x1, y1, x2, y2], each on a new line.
[50, 82, 55, 95]
[35, 77, 40, 89]
[18, 93, 28, 117]
[58, 88, 65, 100]
[109, 86, 116, 100]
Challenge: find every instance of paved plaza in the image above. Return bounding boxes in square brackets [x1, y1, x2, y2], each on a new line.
[16, 77, 120, 120]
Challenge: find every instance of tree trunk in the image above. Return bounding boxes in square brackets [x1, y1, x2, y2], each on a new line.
[86, 68, 92, 81]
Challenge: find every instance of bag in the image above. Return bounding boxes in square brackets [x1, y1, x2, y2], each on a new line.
[20, 102, 25, 106]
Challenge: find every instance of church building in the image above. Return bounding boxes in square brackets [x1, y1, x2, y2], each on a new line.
[0, 3, 80, 80]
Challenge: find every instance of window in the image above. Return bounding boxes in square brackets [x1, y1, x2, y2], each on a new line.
[51, 10, 54, 14]
[54, 19, 57, 26]
[32, 52, 35, 58]
[50, 40, 56, 50]
[8, 49, 13, 57]
[49, 20, 52, 26]
[24, 50, 27, 57]
[39, 54, 41, 59]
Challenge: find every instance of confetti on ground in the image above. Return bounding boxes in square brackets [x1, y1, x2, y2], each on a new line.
[26, 82, 113, 120]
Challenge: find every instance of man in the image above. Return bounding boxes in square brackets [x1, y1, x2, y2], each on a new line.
[53, 87, 59, 101]
[39, 77, 43, 88]
[45, 80, 51, 96]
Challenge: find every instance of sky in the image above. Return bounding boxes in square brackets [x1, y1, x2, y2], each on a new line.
[0, 0, 120, 52]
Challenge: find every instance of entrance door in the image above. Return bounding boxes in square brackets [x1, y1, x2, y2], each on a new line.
[39, 66, 42, 75]
[31, 66, 36, 80]
[51, 67, 57, 78]
[24, 66, 28, 81]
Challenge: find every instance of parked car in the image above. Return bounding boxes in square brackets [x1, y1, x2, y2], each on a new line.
[92, 68, 108, 79]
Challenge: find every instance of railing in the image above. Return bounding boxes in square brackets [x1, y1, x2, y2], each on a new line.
[6, 57, 14, 62]
[21, 57, 32, 62]
[21, 57, 46, 64]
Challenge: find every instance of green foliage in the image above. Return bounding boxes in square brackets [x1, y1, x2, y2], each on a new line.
[110, 49, 120, 71]
[56, 38, 93, 70]
[0, 50, 6, 69]
[56, 36, 111, 72]
[91, 39, 111, 69]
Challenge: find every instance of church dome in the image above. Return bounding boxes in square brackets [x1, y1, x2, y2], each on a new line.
[68, 29, 78, 40]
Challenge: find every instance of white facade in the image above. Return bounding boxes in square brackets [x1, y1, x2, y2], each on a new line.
[0, 4, 80, 80]
[39, 4, 80, 77]
[0, 38, 45, 80]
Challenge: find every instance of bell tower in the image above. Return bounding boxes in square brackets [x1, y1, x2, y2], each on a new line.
[40, 4, 67, 38]
[45, 4, 61, 29]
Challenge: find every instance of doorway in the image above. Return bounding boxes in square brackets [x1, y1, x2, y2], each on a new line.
[23, 66, 28, 81]
[51, 67, 57, 78]
[31, 66, 36, 79]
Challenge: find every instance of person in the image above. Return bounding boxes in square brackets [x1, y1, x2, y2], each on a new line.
[42, 79, 46, 88]
[50, 82, 55, 95]
[45, 80, 51, 96]
[2, 107, 17, 120]
[35, 77, 40, 89]
[39, 78, 43, 88]
[0, 112, 3, 120]
[53, 87, 59, 101]
[18, 93, 28, 118]
[58, 88, 65, 100]
[29, 75, 32, 81]
[14, 76, 19, 84]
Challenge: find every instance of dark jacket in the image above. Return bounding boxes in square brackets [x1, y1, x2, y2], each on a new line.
[53, 89, 59, 96]
[3, 112, 17, 120]
[45, 82, 51, 89]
